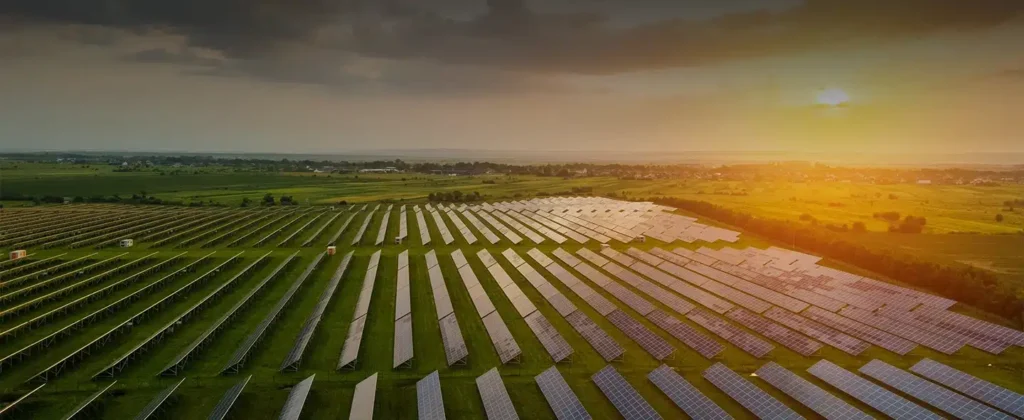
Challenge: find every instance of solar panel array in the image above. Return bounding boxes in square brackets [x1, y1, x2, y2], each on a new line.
[278, 374, 315, 420]
[647, 365, 732, 420]
[374, 207, 391, 246]
[209, 376, 251, 420]
[491, 211, 545, 244]
[506, 210, 566, 243]
[640, 309, 720, 359]
[453, 250, 521, 364]
[756, 362, 871, 420]
[838, 306, 963, 354]
[339, 250, 381, 369]
[134, 377, 186, 420]
[687, 308, 774, 358]
[445, 208, 477, 244]
[417, 371, 447, 420]
[702, 363, 803, 420]
[524, 311, 574, 363]
[802, 306, 917, 355]
[394, 250, 414, 368]
[591, 365, 662, 420]
[876, 306, 1012, 355]
[351, 211, 374, 246]
[349, 373, 378, 420]
[859, 360, 1013, 420]
[763, 307, 870, 356]
[475, 210, 523, 244]
[282, 251, 353, 371]
[536, 366, 591, 420]
[476, 368, 519, 420]
[415, 206, 432, 245]
[462, 210, 500, 244]
[807, 360, 941, 420]
[608, 309, 675, 361]
[910, 358, 1024, 418]
[425, 250, 469, 366]
[429, 208, 455, 245]
[396, 206, 408, 243]
[725, 308, 822, 356]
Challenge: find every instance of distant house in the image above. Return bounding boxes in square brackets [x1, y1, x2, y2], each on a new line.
[917, 180, 932, 185]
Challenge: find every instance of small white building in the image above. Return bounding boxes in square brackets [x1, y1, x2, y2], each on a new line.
[119, 239, 134, 248]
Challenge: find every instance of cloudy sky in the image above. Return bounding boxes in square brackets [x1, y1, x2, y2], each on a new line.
[2, 0, 1023, 155]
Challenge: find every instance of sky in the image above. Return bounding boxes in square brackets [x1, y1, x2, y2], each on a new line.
[2, 0, 1023, 157]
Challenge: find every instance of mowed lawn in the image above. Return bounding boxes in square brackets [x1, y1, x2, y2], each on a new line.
[1, 205, 1023, 419]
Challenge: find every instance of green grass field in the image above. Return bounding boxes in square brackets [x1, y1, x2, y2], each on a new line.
[1, 202, 1022, 419]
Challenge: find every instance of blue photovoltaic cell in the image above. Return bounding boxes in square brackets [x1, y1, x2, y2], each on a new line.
[591, 365, 662, 420]
[859, 360, 1012, 420]
[648, 365, 732, 420]
[807, 360, 940, 420]
[417, 371, 447, 420]
[755, 362, 871, 420]
[702, 363, 803, 420]
[536, 366, 591, 420]
[910, 359, 1024, 418]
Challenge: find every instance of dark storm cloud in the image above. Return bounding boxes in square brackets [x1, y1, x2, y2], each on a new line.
[4, 0, 1023, 75]
[125, 47, 224, 67]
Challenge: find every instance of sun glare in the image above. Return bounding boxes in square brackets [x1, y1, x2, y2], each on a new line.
[817, 88, 850, 107]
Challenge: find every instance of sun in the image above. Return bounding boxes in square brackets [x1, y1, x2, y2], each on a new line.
[817, 88, 850, 107]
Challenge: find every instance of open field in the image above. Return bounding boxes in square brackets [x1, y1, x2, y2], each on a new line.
[0, 200, 1022, 419]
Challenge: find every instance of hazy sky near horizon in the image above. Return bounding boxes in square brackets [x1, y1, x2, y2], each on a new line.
[2, 0, 1023, 155]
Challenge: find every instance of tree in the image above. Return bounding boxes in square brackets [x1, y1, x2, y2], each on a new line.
[241, 197, 252, 207]
[852, 221, 867, 232]
[262, 193, 275, 206]
[995, 213, 1004, 222]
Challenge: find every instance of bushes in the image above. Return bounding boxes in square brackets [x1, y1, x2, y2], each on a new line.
[889, 215, 927, 233]
[873, 211, 901, 222]
[653, 197, 1022, 320]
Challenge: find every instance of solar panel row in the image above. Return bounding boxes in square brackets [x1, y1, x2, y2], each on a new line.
[702, 363, 803, 420]
[725, 308, 823, 356]
[591, 365, 662, 420]
[859, 360, 1013, 420]
[756, 362, 871, 420]
[807, 360, 940, 420]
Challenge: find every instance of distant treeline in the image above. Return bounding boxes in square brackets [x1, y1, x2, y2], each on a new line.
[0, 193, 221, 207]
[653, 197, 1023, 321]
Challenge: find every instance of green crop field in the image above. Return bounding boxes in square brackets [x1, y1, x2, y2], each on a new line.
[0, 199, 1022, 419]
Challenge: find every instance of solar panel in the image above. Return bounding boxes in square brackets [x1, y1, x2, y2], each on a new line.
[910, 359, 1024, 418]
[526, 248, 555, 267]
[564, 310, 624, 362]
[839, 307, 964, 355]
[525, 311, 574, 363]
[535, 366, 591, 420]
[394, 314, 414, 368]
[501, 249, 527, 268]
[763, 307, 869, 356]
[645, 309, 723, 359]
[452, 250, 470, 268]
[756, 362, 871, 420]
[648, 365, 732, 420]
[802, 306, 916, 355]
[807, 360, 940, 420]
[552, 248, 583, 267]
[416, 209, 432, 245]
[417, 371, 447, 420]
[134, 378, 186, 420]
[547, 293, 578, 317]
[686, 308, 774, 358]
[278, 374, 315, 420]
[477, 368, 519, 420]
[483, 311, 522, 364]
[208, 376, 251, 420]
[338, 315, 367, 369]
[349, 373, 378, 420]
[438, 314, 469, 366]
[702, 363, 803, 420]
[859, 360, 1012, 420]
[607, 309, 675, 361]
[591, 365, 662, 420]
[478, 249, 500, 268]
[576, 248, 610, 267]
